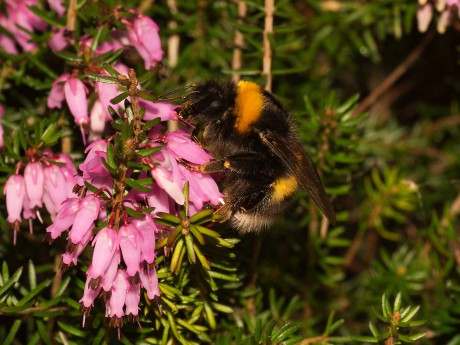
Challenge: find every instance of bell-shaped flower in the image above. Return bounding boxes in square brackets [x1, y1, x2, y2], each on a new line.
[125, 282, 141, 322]
[47, 73, 70, 109]
[132, 215, 157, 265]
[88, 226, 118, 280]
[48, 28, 69, 51]
[4, 174, 26, 224]
[89, 99, 106, 138]
[108, 270, 128, 321]
[119, 224, 141, 278]
[147, 183, 172, 215]
[101, 250, 121, 292]
[79, 276, 102, 327]
[24, 161, 44, 209]
[127, 15, 164, 70]
[165, 130, 212, 165]
[79, 140, 110, 180]
[43, 164, 68, 211]
[47, 0, 65, 17]
[0, 33, 17, 54]
[68, 194, 100, 244]
[178, 165, 223, 209]
[64, 76, 89, 126]
[141, 101, 177, 122]
[150, 151, 185, 205]
[139, 267, 160, 300]
[61, 229, 93, 267]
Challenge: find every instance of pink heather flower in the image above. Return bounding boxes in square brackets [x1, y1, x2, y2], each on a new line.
[4, 174, 26, 224]
[80, 276, 102, 326]
[166, 130, 212, 165]
[139, 267, 160, 300]
[178, 165, 222, 209]
[95, 40, 124, 56]
[22, 194, 36, 221]
[147, 183, 172, 215]
[132, 215, 158, 265]
[4, 0, 46, 52]
[88, 226, 118, 281]
[79, 140, 113, 189]
[119, 224, 141, 278]
[0, 33, 18, 54]
[47, 73, 70, 109]
[127, 15, 164, 70]
[141, 101, 178, 121]
[64, 77, 89, 126]
[151, 151, 185, 205]
[47, 198, 81, 239]
[108, 269, 128, 321]
[125, 282, 141, 321]
[61, 228, 93, 266]
[101, 250, 121, 292]
[24, 161, 44, 209]
[43, 164, 68, 211]
[437, 9, 451, 33]
[68, 194, 100, 245]
[48, 28, 69, 51]
[417, 3, 433, 32]
[89, 99, 106, 139]
[47, 0, 66, 17]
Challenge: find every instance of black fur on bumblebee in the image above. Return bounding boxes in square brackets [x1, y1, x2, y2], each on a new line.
[175, 79, 336, 232]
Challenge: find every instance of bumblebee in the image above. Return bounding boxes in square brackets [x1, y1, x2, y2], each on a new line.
[175, 79, 335, 232]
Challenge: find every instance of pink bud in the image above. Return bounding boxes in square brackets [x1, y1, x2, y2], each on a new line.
[46, 198, 80, 239]
[127, 15, 164, 70]
[64, 77, 89, 125]
[141, 101, 177, 121]
[44, 164, 68, 209]
[101, 250, 121, 292]
[132, 215, 157, 265]
[4, 174, 26, 224]
[0, 34, 18, 54]
[69, 194, 100, 244]
[48, 28, 69, 51]
[24, 161, 44, 209]
[125, 282, 141, 317]
[147, 183, 172, 215]
[139, 267, 159, 300]
[166, 130, 212, 165]
[108, 270, 128, 319]
[48, 73, 70, 109]
[119, 224, 141, 278]
[47, 0, 66, 17]
[89, 99, 106, 136]
[80, 279, 102, 328]
[88, 226, 118, 280]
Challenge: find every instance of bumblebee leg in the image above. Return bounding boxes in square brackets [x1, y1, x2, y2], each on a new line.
[214, 203, 233, 223]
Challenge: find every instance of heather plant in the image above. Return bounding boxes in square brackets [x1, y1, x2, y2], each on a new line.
[1, 0, 459, 344]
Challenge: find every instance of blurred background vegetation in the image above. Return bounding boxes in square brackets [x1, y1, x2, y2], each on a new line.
[1, 0, 460, 344]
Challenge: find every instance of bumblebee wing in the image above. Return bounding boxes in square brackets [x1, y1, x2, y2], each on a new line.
[258, 130, 336, 225]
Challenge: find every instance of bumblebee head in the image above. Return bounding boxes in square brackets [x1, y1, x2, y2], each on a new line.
[178, 80, 237, 126]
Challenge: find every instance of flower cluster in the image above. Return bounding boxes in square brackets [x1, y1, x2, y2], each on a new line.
[417, 0, 460, 33]
[0, 0, 47, 53]
[47, 13, 165, 142]
[3, 151, 78, 244]
[42, 96, 222, 330]
[1, 1, 223, 334]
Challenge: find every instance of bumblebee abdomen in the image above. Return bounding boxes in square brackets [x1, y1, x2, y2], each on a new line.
[271, 174, 299, 202]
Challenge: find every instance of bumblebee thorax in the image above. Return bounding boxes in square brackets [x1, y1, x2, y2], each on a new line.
[233, 81, 264, 134]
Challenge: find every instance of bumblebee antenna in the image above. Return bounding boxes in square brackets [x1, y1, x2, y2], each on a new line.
[158, 84, 196, 101]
